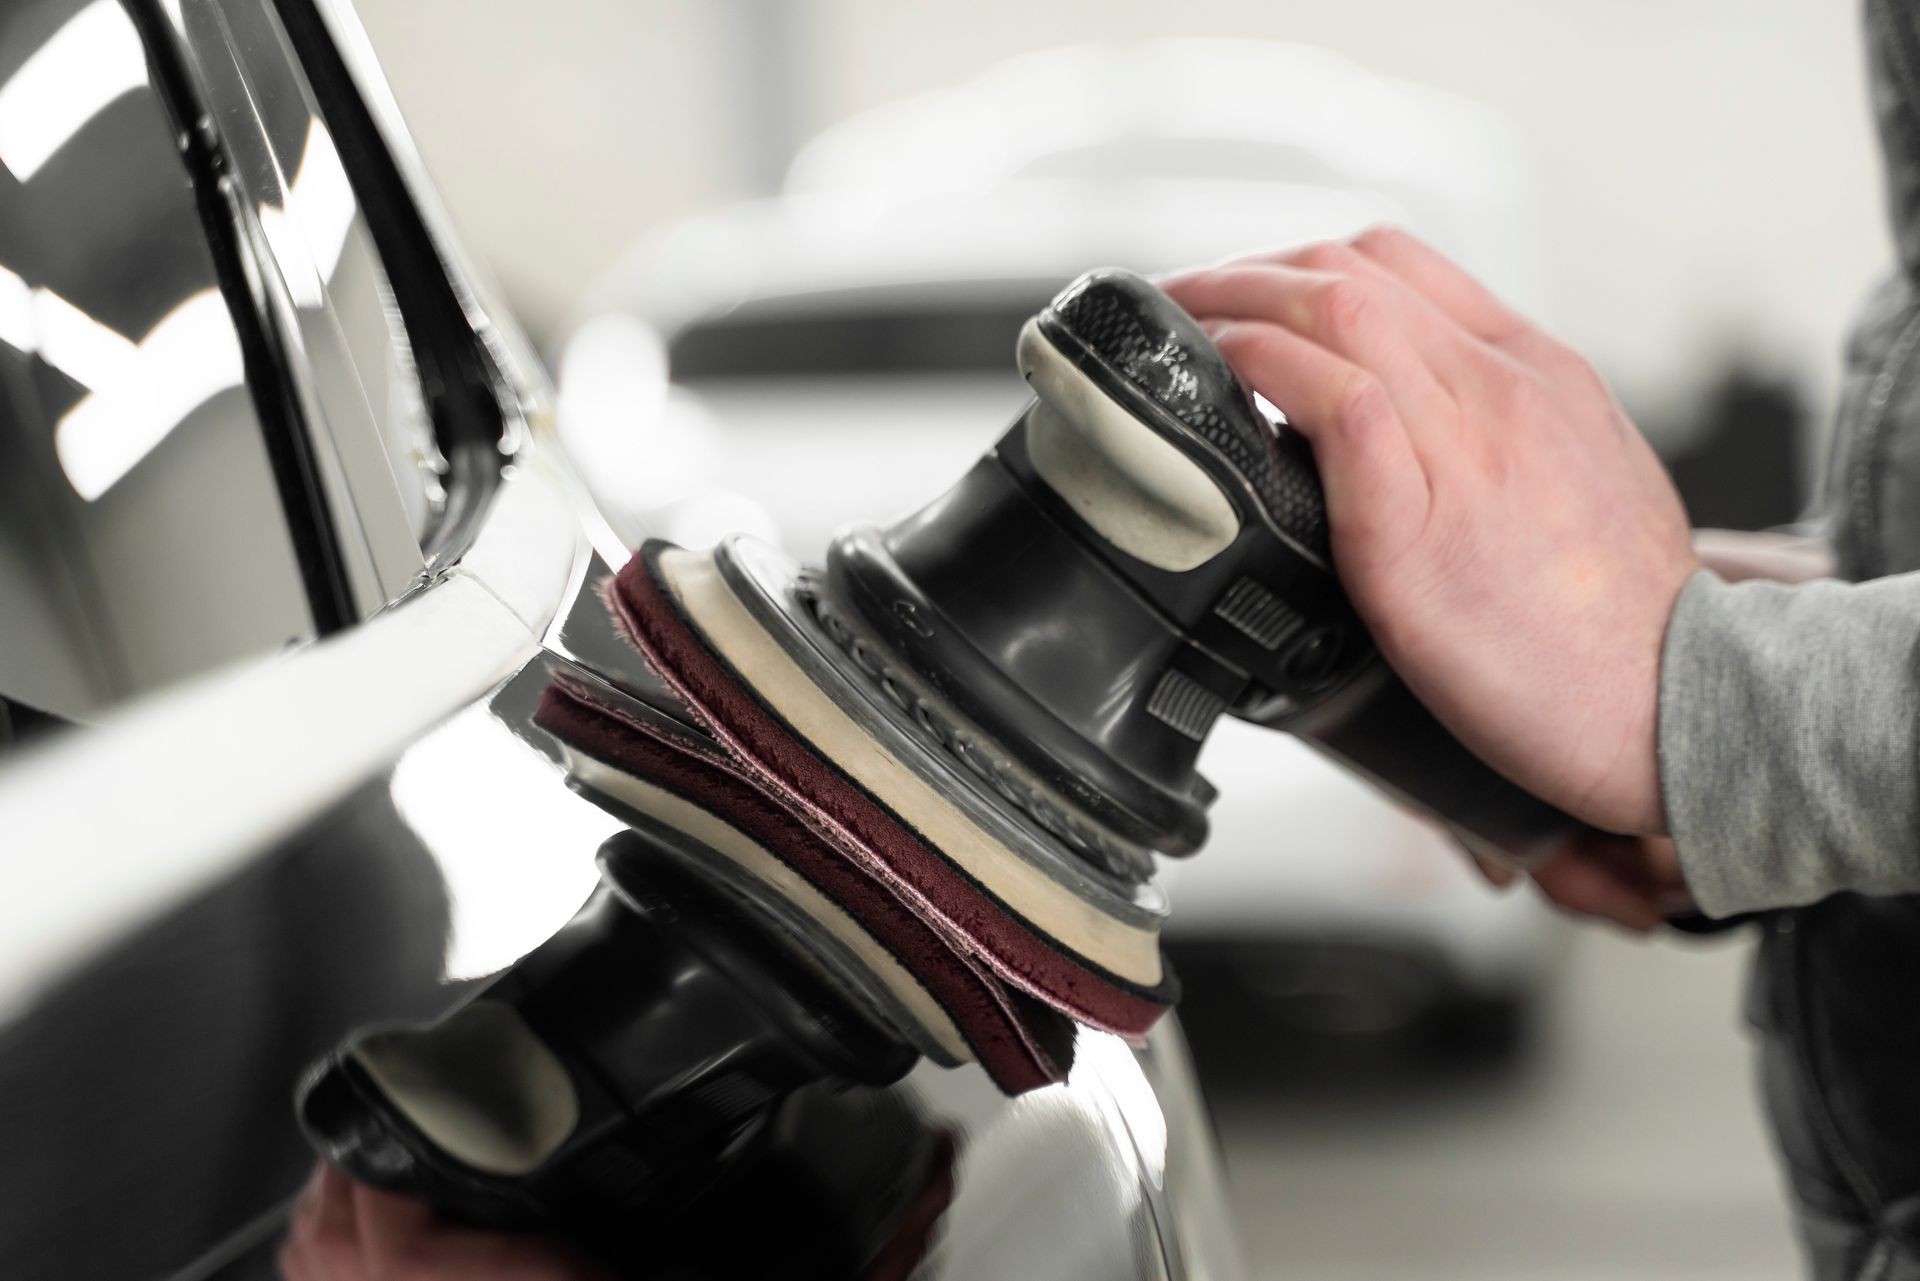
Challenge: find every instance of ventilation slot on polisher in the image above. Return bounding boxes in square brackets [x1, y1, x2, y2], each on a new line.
[1213, 578, 1305, 651]
[1145, 670, 1228, 742]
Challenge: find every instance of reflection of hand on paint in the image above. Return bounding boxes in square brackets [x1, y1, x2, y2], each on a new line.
[278, 1163, 611, 1281]
[279, 1126, 959, 1281]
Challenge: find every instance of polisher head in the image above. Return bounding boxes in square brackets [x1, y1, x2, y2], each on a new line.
[579, 541, 1176, 1024]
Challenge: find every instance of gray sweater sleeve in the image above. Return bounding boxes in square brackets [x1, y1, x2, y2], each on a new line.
[1660, 569, 1920, 916]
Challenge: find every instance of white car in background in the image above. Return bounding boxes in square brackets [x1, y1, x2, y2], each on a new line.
[559, 40, 1564, 1055]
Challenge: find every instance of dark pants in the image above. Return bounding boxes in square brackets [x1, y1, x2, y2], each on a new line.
[1751, 896, 1920, 1279]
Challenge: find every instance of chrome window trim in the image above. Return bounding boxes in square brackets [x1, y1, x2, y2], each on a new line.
[300, 0, 552, 451]
[220, 121, 426, 614]
[161, 0, 456, 604]
[141, 0, 584, 612]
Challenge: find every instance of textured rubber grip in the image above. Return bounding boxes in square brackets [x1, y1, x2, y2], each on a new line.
[1048, 270, 1332, 563]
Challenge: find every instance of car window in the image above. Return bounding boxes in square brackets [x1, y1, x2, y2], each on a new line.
[0, 0, 318, 724]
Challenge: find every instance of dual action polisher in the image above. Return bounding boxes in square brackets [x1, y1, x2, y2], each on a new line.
[299, 270, 1573, 1247]
[538, 267, 1572, 1089]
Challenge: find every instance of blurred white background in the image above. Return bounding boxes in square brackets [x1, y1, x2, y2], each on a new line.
[347, 4, 1875, 1276]
[358, 0, 1888, 424]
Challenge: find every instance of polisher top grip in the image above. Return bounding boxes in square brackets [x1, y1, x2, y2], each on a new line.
[1043, 268, 1334, 566]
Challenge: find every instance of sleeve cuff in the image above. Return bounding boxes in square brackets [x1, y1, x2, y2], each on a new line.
[1659, 569, 1920, 916]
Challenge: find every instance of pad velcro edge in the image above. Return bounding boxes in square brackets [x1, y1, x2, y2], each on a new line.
[534, 678, 1075, 1094]
[606, 541, 1177, 1037]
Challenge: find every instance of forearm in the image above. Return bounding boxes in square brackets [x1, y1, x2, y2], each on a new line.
[1660, 567, 1920, 915]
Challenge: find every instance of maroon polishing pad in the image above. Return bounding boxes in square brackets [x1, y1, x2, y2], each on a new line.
[536, 678, 1073, 1095]
[604, 544, 1174, 1036]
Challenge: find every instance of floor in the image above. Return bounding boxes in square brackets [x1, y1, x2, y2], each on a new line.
[1185, 927, 1801, 1281]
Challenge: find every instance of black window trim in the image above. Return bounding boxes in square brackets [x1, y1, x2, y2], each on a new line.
[123, 0, 520, 635]
[262, 0, 510, 567]
[119, 0, 359, 633]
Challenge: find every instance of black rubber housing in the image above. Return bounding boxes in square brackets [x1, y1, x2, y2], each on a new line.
[831, 268, 1575, 864]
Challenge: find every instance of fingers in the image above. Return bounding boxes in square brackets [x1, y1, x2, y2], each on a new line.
[1528, 830, 1673, 932]
[1344, 225, 1526, 344]
[1167, 237, 1518, 481]
[1469, 851, 1518, 889]
[1343, 226, 1599, 388]
[1181, 240, 1491, 364]
[1465, 829, 1695, 934]
[1530, 852, 1663, 932]
[280, 1162, 615, 1281]
[1163, 261, 1459, 420]
[280, 1164, 359, 1281]
[1199, 317, 1431, 551]
[352, 1176, 439, 1259]
[412, 1231, 614, 1280]
[1439, 825, 1520, 888]
[1610, 833, 1696, 917]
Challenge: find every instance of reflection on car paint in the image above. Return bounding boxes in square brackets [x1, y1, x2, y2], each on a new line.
[0, 0, 1244, 1276]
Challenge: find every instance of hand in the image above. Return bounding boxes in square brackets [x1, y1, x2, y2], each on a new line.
[279, 1163, 611, 1281]
[1164, 229, 1699, 835]
[1470, 830, 1691, 933]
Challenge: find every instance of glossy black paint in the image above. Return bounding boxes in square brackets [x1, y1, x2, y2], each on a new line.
[0, 774, 456, 1278]
[0, 0, 321, 717]
[0, 5, 1239, 1277]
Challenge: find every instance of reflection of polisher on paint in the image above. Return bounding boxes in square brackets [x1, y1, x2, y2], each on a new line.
[297, 831, 956, 1279]
[297, 269, 1573, 1254]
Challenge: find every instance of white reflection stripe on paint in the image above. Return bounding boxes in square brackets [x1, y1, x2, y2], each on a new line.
[0, 0, 148, 183]
[32, 283, 136, 389]
[0, 264, 33, 354]
[54, 288, 244, 500]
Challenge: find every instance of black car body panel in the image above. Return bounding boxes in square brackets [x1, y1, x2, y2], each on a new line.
[0, 2, 1243, 1277]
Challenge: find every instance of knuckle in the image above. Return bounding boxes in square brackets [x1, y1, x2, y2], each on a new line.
[1311, 277, 1374, 341]
[1483, 360, 1547, 419]
[1352, 223, 1407, 254]
[1288, 239, 1359, 273]
[1334, 370, 1392, 434]
[1209, 323, 1258, 364]
[1556, 346, 1612, 401]
[1211, 327, 1281, 387]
